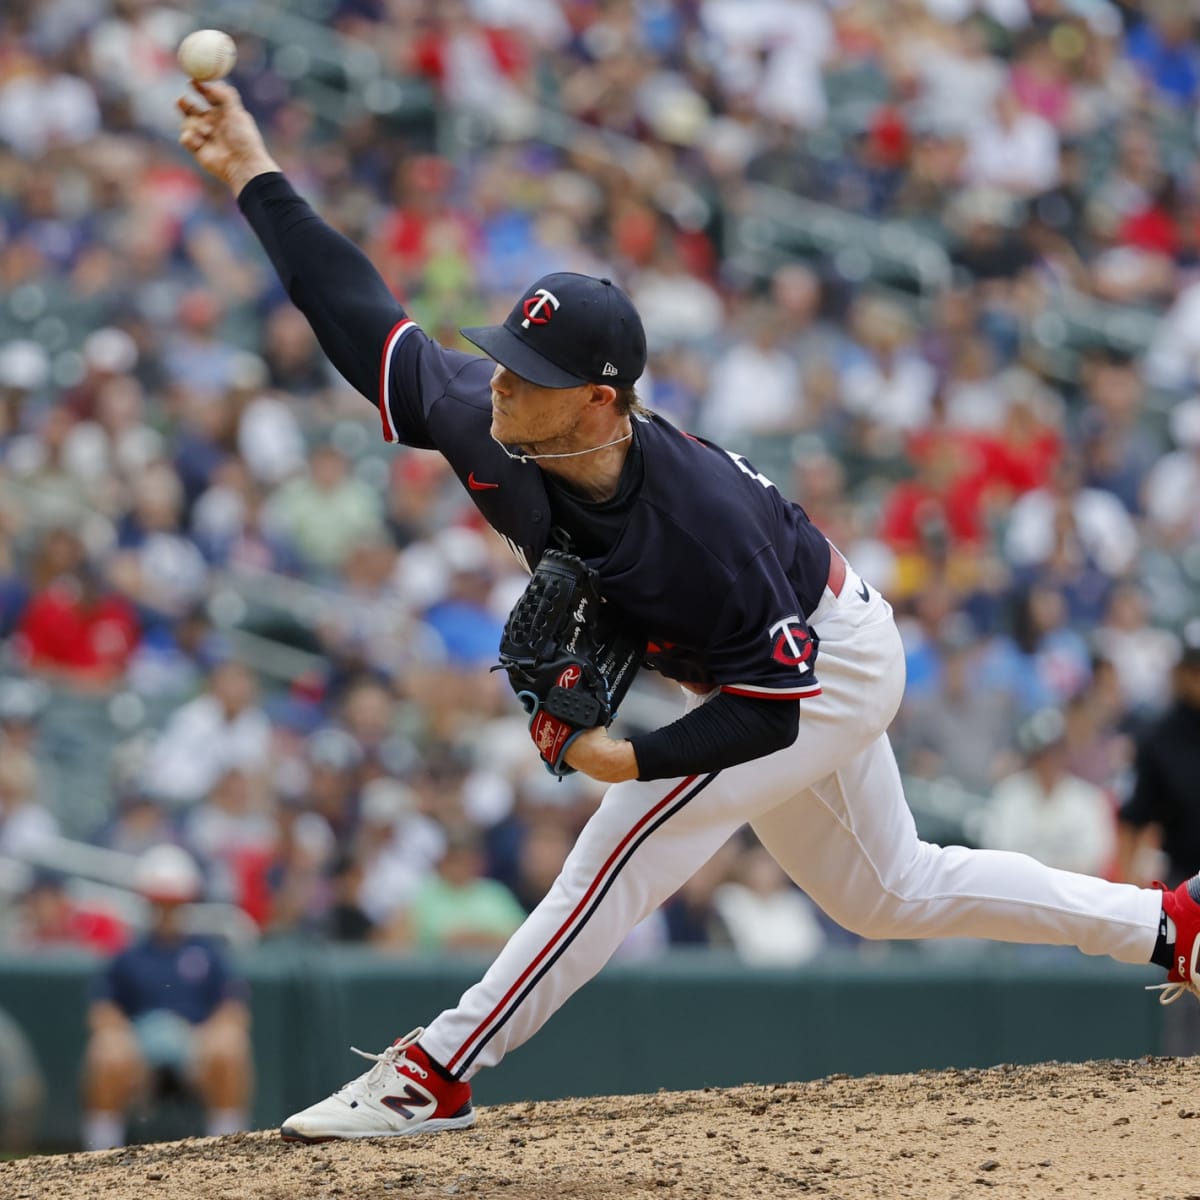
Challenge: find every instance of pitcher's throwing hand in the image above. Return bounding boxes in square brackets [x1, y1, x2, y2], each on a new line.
[177, 81, 280, 195]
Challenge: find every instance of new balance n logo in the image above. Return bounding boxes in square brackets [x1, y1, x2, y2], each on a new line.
[381, 1083, 434, 1120]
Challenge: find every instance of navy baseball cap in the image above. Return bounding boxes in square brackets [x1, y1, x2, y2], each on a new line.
[462, 272, 646, 389]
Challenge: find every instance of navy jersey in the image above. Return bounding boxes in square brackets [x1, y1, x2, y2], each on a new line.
[90, 934, 246, 1024]
[379, 321, 832, 700]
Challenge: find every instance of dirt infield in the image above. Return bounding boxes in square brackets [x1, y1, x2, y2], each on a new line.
[5, 1057, 1200, 1199]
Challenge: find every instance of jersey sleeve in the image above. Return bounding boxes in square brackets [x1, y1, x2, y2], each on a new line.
[238, 173, 488, 452]
[378, 321, 491, 449]
[705, 546, 821, 700]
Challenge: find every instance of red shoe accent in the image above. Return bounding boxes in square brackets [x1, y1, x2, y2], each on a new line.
[1157, 880, 1200, 985]
[399, 1040, 473, 1120]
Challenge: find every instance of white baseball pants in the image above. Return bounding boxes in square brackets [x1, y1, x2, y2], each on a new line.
[421, 559, 1164, 1080]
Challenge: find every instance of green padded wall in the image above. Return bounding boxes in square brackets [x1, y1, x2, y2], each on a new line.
[0, 948, 1163, 1150]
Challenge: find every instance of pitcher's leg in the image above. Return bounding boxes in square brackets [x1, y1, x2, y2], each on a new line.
[422, 772, 743, 1079]
[752, 732, 1161, 964]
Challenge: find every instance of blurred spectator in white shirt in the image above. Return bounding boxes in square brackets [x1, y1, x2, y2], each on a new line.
[0, 680, 48, 759]
[631, 244, 723, 348]
[0, 749, 57, 857]
[468, 0, 569, 47]
[1145, 280, 1200, 391]
[702, 0, 833, 130]
[965, 90, 1060, 195]
[237, 391, 308, 488]
[942, 336, 1009, 430]
[422, 0, 532, 124]
[184, 767, 278, 909]
[0, 55, 99, 159]
[356, 779, 446, 932]
[108, 462, 209, 621]
[923, 0, 1032, 28]
[751, 3, 832, 130]
[316, 536, 444, 681]
[1005, 455, 1139, 577]
[191, 457, 300, 576]
[980, 708, 1116, 878]
[62, 376, 164, 504]
[86, 0, 190, 136]
[0, 340, 50, 442]
[1144, 397, 1200, 546]
[713, 843, 826, 966]
[1091, 583, 1180, 716]
[142, 662, 272, 807]
[902, 16, 1006, 136]
[841, 296, 938, 432]
[700, 305, 802, 441]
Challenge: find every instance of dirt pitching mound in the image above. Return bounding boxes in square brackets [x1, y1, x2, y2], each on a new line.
[5, 1058, 1197, 1199]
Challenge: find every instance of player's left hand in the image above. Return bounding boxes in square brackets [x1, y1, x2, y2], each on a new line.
[561, 727, 639, 783]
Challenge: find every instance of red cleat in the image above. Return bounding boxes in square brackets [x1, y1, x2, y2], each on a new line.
[1151, 880, 1200, 1006]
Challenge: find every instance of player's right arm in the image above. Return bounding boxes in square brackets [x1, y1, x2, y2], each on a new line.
[177, 81, 469, 447]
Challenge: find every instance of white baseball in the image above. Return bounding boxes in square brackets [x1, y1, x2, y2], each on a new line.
[177, 29, 237, 81]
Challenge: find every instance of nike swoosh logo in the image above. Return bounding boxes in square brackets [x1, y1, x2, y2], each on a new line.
[468, 472, 499, 491]
[856, 581, 870, 602]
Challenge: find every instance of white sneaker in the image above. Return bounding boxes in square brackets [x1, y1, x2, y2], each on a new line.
[280, 1028, 475, 1142]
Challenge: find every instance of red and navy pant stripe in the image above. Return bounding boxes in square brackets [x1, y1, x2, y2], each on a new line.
[446, 771, 719, 1076]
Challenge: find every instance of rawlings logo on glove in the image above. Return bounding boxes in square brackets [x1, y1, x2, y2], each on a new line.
[496, 550, 642, 776]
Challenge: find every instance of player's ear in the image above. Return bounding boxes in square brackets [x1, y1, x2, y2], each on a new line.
[587, 383, 618, 409]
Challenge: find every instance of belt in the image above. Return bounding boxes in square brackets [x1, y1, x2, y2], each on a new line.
[827, 543, 846, 599]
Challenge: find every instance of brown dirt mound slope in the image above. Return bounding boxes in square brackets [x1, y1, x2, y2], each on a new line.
[5, 1058, 1200, 1199]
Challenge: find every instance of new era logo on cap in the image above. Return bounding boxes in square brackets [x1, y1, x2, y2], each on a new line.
[461, 273, 647, 391]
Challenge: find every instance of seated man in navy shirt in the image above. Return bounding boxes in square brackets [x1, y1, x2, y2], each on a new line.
[81, 845, 252, 1150]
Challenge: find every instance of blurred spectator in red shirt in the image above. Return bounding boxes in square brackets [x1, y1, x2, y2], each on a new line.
[184, 767, 277, 926]
[411, 1, 529, 114]
[880, 429, 989, 553]
[12, 870, 128, 955]
[15, 528, 139, 691]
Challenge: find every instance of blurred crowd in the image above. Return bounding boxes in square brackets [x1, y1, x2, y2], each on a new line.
[3, 0, 1200, 968]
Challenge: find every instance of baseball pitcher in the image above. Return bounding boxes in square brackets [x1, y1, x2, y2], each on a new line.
[176, 81, 1200, 1142]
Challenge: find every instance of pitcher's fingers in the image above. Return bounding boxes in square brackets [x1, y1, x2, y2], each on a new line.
[193, 79, 241, 108]
[177, 94, 209, 118]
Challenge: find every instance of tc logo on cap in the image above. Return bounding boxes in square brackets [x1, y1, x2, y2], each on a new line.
[521, 288, 560, 329]
[460, 271, 647, 389]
